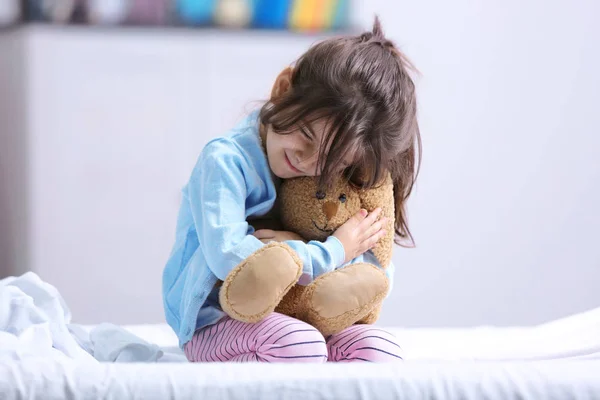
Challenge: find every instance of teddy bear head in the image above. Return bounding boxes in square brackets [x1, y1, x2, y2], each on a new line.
[279, 177, 359, 241]
[279, 175, 395, 268]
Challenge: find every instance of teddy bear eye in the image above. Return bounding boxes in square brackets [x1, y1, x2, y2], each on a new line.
[316, 191, 326, 200]
[338, 194, 347, 203]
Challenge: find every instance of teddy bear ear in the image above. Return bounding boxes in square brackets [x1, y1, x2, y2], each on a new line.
[358, 173, 395, 269]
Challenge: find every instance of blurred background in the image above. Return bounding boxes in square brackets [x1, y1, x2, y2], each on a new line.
[0, 0, 598, 328]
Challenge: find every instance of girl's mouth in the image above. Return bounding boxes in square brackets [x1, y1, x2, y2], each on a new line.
[285, 152, 302, 174]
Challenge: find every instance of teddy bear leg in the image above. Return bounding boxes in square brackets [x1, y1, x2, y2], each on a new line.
[219, 242, 302, 323]
[299, 263, 389, 337]
[274, 284, 306, 319]
[356, 304, 382, 325]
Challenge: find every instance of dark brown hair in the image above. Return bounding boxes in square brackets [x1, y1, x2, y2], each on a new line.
[259, 16, 421, 247]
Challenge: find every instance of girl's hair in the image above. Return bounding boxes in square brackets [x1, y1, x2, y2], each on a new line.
[259, 16, 421, 247]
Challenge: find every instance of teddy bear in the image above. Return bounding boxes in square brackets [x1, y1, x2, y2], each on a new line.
[218, 174, 395, 337]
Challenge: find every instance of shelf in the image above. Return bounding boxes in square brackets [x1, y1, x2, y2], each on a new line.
[1, 21, 358, 39]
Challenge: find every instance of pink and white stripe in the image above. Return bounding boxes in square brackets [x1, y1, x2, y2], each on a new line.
[185, 312, 403, 363]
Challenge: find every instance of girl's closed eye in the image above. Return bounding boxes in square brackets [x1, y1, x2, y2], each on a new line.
[299, 125, 314, 141]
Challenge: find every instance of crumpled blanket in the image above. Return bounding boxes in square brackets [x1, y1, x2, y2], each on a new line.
[0, 272, 169, 363]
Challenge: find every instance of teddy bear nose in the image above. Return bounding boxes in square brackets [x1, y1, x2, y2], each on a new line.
[322, 201, 339, 221]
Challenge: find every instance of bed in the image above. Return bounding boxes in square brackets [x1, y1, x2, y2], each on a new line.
[1, 273, 599, 399]
[2, 308, 600, 400]
[3, 355, 599, 400]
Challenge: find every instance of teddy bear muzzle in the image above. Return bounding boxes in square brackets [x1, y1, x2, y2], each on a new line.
[322, 201, 338, 221]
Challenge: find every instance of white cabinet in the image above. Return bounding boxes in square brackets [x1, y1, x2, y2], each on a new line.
[0, 25, 328, 324]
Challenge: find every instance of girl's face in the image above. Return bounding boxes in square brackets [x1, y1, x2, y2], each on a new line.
[264, 119, 327, 179]
[263, 68, 353, 179]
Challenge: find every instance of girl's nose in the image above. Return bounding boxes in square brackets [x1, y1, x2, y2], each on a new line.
[296, 150, 318, 173]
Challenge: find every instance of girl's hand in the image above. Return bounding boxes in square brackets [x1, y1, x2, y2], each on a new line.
[254, 229, 306, 244]
[333, 208, 388, 264]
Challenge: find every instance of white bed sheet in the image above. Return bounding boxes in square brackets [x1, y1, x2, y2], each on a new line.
[1, 356, 599, 400]
[2, 307, 600, 400]
[123, 304, 600, 362]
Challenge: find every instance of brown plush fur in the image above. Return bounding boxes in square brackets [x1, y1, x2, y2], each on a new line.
[220, 174, 395, 336]
[279, 174, 395, 268]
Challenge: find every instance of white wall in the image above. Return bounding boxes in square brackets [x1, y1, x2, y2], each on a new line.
[351, 0, 600, 327]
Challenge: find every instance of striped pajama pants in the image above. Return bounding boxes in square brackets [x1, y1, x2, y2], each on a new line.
[184, 312, 403, 363]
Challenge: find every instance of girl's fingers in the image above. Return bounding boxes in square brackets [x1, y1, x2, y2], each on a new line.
[368, 230, 387, 249]
[253, 229, 275, 239]
[349, 209, 368, 226]
[359, 208, 382, 229]
[362, 217, 388, 240]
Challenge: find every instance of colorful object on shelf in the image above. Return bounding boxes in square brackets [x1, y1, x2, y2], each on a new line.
[24, 0, 44, 21]
[22, 0, 350, 31]
[214, 0, 252, 28]
[36, 0, 86, 24]
[289, 0, 349, 32]
[176, 0, 216, 25]
[86, 0, 130, 25]
[252, 0, 290, 29]
[331, 0, 349, 30]
[0, 0, 21, 27]
[127, 0, 170, 25]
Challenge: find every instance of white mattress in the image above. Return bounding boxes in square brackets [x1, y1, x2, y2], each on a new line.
[2, 307, 600, 400]
[2, 357, 599, 400]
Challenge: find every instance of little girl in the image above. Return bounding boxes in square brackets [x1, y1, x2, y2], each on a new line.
[163, 17, 420, 363]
